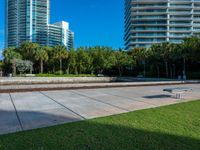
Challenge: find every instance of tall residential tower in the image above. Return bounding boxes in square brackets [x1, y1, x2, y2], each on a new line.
[124, 0, 200, 50]
[5, 0, 74, 50]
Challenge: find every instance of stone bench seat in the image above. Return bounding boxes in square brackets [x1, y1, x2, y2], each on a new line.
[163, 87, 193, 99]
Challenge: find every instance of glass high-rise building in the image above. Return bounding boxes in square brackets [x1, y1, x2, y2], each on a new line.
[5, 0, 74, 50]
[124, 0, 200, 50]
[48, 21, 74, 51]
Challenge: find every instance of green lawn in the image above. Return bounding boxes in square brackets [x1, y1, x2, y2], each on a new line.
[0, 100, 200, 150]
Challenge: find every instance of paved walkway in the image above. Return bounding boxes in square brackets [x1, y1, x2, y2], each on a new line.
[0, 84, 200, 135]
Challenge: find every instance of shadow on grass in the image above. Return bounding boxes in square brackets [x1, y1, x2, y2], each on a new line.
[0, 110, 199, 150]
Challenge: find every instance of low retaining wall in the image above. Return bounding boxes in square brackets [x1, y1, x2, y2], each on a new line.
[0, 77, 118, 85]
[0, 80, 200, 93]
[0, 77, 200, 85]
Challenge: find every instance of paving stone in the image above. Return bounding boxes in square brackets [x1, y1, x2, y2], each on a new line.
[10, 92, 83, 130]
[42, 91, 127, 119]
[18, 108, 83, 130]
[10, 92, 62, 111]
[0, 94, 22, 134]
[75, 89, 154, 111]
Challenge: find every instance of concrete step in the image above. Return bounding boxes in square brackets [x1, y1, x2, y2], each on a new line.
[0, 81, 199, 93]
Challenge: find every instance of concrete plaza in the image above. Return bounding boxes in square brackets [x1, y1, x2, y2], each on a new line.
[0, 84, 200, 135]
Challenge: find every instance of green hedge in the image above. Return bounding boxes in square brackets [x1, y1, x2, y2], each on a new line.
[187, 72, 200, 79]
[35, 74, 96, 77]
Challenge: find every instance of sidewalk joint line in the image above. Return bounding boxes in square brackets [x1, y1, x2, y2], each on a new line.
[71, 91, 130, 112]
[103, 88, 158, 106]
[39, 92, 86, 120]
[107, 91, 157, 107]
[9, 93, 24, 130]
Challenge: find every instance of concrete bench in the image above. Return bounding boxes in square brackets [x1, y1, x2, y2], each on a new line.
[25, 74, 36, 77]
[163, 87, 192, 99]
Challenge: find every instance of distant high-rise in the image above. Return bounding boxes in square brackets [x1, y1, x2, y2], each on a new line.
[124, 0, 200, 50]
[5, 0, 74, 50]
[48, 21, 74, 51]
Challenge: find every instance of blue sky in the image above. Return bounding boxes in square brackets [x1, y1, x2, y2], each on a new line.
[0, 0, 124, 59]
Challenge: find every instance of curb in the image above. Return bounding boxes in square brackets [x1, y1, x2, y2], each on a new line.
[0, 81, 199, 93]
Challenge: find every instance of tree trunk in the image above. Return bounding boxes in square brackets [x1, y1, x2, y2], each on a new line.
[165, 61, 169, 78]
[12, 63, 16, 77]
[30, 65, 33, 74]
[67, 65, 69, 74]
[143, 60, 146, 78]
[118, 66, 122, 77]
[53, 66, 55, 73]
[183, 57, 186, 76]
[78, 65, 81, 74]
[119, 66, 123, 77]
[60, 58, 62, 74]
[40, 59, 43, 74]
[79, 68, 82, 74]
[173, 64, 176, 79]
[157, 65, 160, 79]
[75, 67, 78, 75]
[170, 66, 173, 79]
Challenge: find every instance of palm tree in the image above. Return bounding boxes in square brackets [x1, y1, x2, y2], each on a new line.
[45, 47, 56, 72]
[53, 45, 68, 74]
[35, 47, 49, 74]
[169, 43, 180, 79]
[86, 47, 95, 74]
[68, 48, 77, 74]
[3, 47, 22, 76]
[180, 36, 199, 79]
[158, 42, 176, 78]
[103, 47, 117, 73]
[18, 42, 39, 62]
[76, 47, 92, 74]
[115, 49, 133, 76]
[150, 44, 162, 78]
[129, 47, 150, 78]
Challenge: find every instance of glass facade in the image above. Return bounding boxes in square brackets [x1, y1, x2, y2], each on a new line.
[48, 23, 74, 50]
[5, 0, 49, 47]
[6, 0, 19, 47]
[124, 0, 200, 50]
[5, 0, 74, 50]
